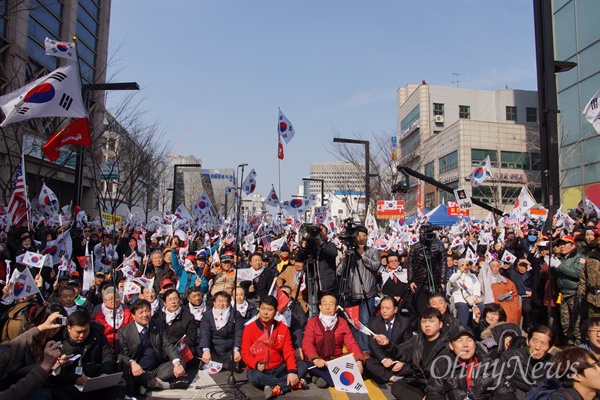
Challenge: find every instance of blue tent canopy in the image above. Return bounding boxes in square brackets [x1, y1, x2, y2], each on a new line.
[403, 204, 461, 227]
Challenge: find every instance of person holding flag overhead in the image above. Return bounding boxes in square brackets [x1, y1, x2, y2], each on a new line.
[300, 293, 364, 388]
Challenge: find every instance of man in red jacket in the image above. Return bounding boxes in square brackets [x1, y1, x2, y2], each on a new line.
[241, 295, 308, 399]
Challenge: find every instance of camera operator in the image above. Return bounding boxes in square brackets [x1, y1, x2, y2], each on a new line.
[343, 225, 381, 356]
[407, 224, 445, 313]
[297, 224, 338, 295]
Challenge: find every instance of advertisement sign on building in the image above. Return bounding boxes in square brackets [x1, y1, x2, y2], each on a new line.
[447, 201, 470, 217]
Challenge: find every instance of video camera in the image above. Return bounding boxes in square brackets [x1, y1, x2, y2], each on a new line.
[299, 223, 322, 251]
[338, 217, 363, 249]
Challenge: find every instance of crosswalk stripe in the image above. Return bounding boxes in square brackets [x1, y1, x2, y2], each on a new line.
[328, 386, 350, 400]
[364, 379, 388, 400]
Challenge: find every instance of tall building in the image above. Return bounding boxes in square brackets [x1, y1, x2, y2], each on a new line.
[309, 161, 366, 216]
[0, 0, 111, 211]
[553, 0, 600, 208]
[396, 83, 540, 219]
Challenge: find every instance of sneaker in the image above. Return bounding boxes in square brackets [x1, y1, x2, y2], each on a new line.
[264, 385, 282, 399]
[291, 379, 309, 391]
[315, 377, 328, 388]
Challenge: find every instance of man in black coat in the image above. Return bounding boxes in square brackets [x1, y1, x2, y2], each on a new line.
[153, 289, 198, 356]
[372, 307, 450, 400]
[407, 224, 446, 313]
[52, 310, 126, 400]
[118, 299, 188, 396]
[297, 224, 338, 295]
[365, 297, 413, 384]
[239, 253, 276, 305]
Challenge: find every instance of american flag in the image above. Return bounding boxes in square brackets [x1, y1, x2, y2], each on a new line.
[7, 154, 29, 227]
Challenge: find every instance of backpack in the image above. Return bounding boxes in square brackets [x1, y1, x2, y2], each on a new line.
[0, 301, 33, 343]
[522, 379, 575, 400]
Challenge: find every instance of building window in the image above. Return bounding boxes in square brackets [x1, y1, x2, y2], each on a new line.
[424, 161, 434, 178]
[400, 105, 420, 137]
[27, 0, 63, 73]
[471, 149, 498, 167]
[433, 103, 444, 116]
[77, 0, 100, 84]
[439, 151, 458, 174]
[501, 151, 530, 169]
[526, 107, 538, 123]
[501, 186, 520, 204]
[459, 105, 470, 119]
[531, 152, 541, 170]
[472, 186, 497, 205]
[506, 106, 518, 121]
[424, 192, 435, 210]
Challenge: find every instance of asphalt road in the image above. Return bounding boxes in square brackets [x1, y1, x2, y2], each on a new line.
[146, 367, 395, 400]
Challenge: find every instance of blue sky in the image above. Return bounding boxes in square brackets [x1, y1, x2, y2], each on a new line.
[107, 0, 537, 201]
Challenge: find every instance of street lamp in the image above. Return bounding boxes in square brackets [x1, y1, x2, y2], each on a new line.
[332, 137, 370, 220]
[171, 163, 202, 213]
[302, 178, 325, 207]
[73, 82, 140, 206]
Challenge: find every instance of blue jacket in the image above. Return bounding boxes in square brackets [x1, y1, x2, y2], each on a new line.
[171, 250, 209, 295]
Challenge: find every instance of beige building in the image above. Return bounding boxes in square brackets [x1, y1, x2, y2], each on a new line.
[396, 83, 540, 219]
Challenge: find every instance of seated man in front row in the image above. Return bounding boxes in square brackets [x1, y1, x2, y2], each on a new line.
[118, 299, 189, 396]
[241, 295, 308, 400]
[52, 310, 126, 400]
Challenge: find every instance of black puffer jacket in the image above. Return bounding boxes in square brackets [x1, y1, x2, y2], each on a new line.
[53, 322, 116, 385]
[407, 239, 445, 291]
[384, 332, 450, 384]
[426, 344, 515, 400]
[499, 345, 553, 395]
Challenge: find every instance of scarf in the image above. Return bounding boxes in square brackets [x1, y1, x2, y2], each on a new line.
[252, 267, 264, 281]
[151, 299, 160, 315]
[102, 304, 125, 329]
[213, 307, 231, 330]
[64, 304, 78, 316]
[234, 300, 249, 317]
[316, 315, 336, 361]
[318, 312, 338, 331]
[189, 302, 206, 321]
[165, 307, 181, 325]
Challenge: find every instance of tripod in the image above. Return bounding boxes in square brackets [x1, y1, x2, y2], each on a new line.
[305, 255, 318, 319]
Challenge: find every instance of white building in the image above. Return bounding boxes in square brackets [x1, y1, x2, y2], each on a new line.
[396, 83, 540, 219]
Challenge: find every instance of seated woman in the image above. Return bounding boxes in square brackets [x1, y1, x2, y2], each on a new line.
[93, 286, 134, 350]
[198, 291, 243, 371]
[301, 293, 364, 388]
[470, 302, 507, 341]
[233, 286, 257, 326]
[154, 289, 198, 357]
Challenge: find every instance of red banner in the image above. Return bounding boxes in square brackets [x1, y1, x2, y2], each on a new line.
[376, 200, 405, 220]
[447, 201, 470, 217]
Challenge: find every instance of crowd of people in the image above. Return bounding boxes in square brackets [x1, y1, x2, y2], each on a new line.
[1, 206, 600, 400]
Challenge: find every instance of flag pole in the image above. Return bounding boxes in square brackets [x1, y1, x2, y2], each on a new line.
[277, 108, 282, 216]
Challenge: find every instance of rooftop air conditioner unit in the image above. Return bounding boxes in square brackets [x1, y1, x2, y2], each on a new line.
[434, 115, 444, 123]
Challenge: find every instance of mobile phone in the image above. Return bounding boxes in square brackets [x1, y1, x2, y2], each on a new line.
[55, 317, 68, 326]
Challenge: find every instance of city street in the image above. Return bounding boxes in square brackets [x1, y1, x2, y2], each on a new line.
[147, 366, 393, 400]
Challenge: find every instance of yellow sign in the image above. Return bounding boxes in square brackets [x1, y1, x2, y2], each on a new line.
[101, 212, 122, 229]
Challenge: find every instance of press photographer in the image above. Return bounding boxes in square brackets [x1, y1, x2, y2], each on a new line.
[296, 224, 337, 296]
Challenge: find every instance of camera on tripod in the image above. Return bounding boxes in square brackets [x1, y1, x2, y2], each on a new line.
[299, 223, 322, 251]
[338, 217, 362, 249]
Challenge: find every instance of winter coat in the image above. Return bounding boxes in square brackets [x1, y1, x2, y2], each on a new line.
[577, 247, 600, 308]
[198, 308, 243, 363]
[297, 240, 338, 294]
[499, 345, 553, 395]
[492, 278, 522, 325]
[301, 316, 363, 362]
[407, 239, 445, 291]
[425, 345, 515, 400]
[479, 322, 522, 359]
[92, 306, 134, 349]
[240, 318, 297, 373]
[348, 246, 381, 300]
[154, 307, 198, 356]
[557, 250, 585, 296]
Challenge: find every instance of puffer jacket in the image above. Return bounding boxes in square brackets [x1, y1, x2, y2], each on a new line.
[384, 332, 450, 385]
[479, 322, 522, 359]
[499, 345, 553, 395]
[557, 250, 585, 296]
[407, 239, 445, 291]
[425, 345, 515, 400]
